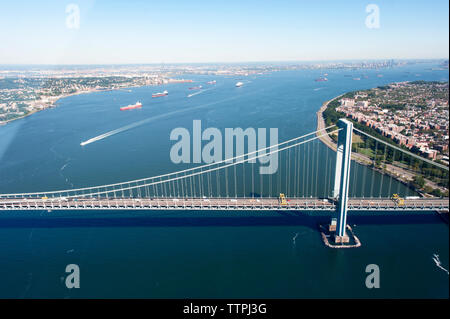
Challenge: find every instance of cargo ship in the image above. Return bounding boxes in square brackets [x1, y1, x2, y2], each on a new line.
[235, 82, 244, 87]
[152, 90, 168, 98]
[189, 86, 203, 90]
[120, 101, 142, 111]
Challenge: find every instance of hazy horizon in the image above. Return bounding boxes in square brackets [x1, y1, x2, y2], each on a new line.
[0, 58, 447, 68]
[1, 0, 448, 65]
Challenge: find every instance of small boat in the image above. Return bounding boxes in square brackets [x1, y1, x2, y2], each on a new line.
[152, 90, 168, 98]
[235, 82, 244, 87]
[189, 86, 203, 90]
[207, 80, 216, 84]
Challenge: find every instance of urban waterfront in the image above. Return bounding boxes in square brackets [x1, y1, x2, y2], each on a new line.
[0, 63, 448, 298]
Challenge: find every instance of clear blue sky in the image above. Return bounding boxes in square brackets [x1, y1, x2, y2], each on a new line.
[0, 0, 448, 64]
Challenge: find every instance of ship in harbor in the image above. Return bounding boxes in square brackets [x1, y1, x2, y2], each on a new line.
[235, 82, 244, 87]
[189, 86, 203, 90]
[152, 90, 168, 98]
[120, 101, 142, 111]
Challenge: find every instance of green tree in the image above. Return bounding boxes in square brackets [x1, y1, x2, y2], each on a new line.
[412, 175, 425, 189]
[431, 188, 443, 197]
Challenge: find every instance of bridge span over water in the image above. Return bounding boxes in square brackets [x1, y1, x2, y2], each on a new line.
[0, 197, 448, 211]
[1, 120, 448, 240]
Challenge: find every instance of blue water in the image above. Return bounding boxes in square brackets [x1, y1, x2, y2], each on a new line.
[0, 63, 448, 298]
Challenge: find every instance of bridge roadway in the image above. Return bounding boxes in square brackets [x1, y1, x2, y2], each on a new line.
[0, 197, 448, 211]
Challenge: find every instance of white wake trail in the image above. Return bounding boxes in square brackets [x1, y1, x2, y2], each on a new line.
[187, 86, 217, 98]
[80, 87, 264, 146]
[80, 121, 145, 146]
[187, 91, 203, 98]
[292, 233, 299, 245]
[432, 254, 449, 275]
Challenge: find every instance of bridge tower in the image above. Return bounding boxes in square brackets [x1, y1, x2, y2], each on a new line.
[332, 119, 353, 243]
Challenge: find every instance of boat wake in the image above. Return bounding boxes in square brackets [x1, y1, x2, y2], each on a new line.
[60, 162, 70, 171]
[80, 87, 265, 146]
[80, 120, 145, 146]
[432, 254, 449, 275]
[292, 232, 299, 245]
[187, 87, 215, 98]
[187, 90, 204, 98]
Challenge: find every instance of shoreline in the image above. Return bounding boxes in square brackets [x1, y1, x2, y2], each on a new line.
[1, 88, 115, 126]
[315, 95, 445, 197]
[316, 94, 342, 152]
[316, 94, 372, 167]
[0, 82, 161, 126]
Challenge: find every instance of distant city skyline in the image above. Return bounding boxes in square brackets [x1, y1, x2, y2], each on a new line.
[0, 58, 447, 67]
[0, 0, 448, 64]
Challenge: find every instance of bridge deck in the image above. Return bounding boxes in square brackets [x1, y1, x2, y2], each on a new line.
[0, 197, 448, 211]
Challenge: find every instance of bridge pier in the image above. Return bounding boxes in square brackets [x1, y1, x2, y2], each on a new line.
[332, 119, 353, 244]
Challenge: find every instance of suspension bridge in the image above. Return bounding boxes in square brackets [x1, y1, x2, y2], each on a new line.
[0, 119, 448, 241]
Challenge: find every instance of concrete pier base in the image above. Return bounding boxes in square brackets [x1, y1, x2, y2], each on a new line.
[319, 224, 361, 249]
[334, 235, 350, 244]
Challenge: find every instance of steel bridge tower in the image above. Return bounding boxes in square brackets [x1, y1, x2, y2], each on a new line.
[332, 119, 353, 243]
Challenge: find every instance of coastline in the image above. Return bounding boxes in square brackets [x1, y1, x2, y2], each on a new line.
[315, 94, 441, 196]
[0, 83, 152, 126]
[1, 88, 99, 125]
[316, 94, 341, 152]
[316, 93, 433, 197]
[316, 94, 372, 166]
